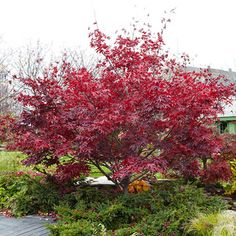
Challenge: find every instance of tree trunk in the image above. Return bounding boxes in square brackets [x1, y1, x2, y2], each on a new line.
[120, 176, 130, 194]
[202, 157, 207, 170]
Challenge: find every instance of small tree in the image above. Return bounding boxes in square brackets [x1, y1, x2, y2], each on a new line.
[12, 22, 235, 192]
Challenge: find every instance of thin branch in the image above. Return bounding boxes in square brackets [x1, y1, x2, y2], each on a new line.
[131, 170, 150, 182]
[88, 158, 120, 187]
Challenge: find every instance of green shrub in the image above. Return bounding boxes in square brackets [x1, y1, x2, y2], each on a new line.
[99, 202, 132, 230]
[132, 183, 228, 236]
[48, 220, 100, 236]
[0, 173, 59, 216]
[50, 181, 229, 236]
[224, 159, 236, 195]
[114, 227, 139, 236]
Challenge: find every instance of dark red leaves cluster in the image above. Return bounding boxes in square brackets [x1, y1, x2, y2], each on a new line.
[201, 157, 232, 183]
[54, 162, 90, 183]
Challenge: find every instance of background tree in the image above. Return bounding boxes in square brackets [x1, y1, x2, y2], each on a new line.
[0, 42, 19, 114]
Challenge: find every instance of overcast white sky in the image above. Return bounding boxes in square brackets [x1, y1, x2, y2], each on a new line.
[1, 0, 236, 71]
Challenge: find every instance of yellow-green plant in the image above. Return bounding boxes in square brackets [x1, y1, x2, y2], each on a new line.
[185, 213, 218, 236]
[185, 210, 236, 236]
[224, 159, 236, 195]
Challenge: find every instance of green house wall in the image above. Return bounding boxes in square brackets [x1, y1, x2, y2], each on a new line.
[220, 116, 236, 121]
[219, 117, 236, 134]
[228, 123, 236, 133]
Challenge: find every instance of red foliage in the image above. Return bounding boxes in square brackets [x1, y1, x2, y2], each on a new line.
[201, 155, 232, 183]
[11, 23, 235, 188]
[220, 133, 236, 160]
[54, 162, 90, 183]
[0, 114, 14, 143]
[14, 170, 44, 178]
[198, 134, 236, 184]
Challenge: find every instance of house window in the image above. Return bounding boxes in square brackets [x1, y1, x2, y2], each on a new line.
[219, 121, 228, 134]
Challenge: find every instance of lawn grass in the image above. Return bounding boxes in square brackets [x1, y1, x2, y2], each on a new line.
[0, 151, 28, 175]
[0, 151, 110, 178]
[0, 151, 109, 177]
[89, 164, 163, 180]
[89, 165, 110, 177]
[0, 151, 163, 181]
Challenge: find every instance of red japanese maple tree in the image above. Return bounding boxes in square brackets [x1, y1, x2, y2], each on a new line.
[12, 23, 235, 191]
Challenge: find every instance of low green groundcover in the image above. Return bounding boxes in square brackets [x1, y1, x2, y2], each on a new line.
[0, 172, 229, 235]
[0, 173, 59, 217]
[48, 181, 229, 236]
